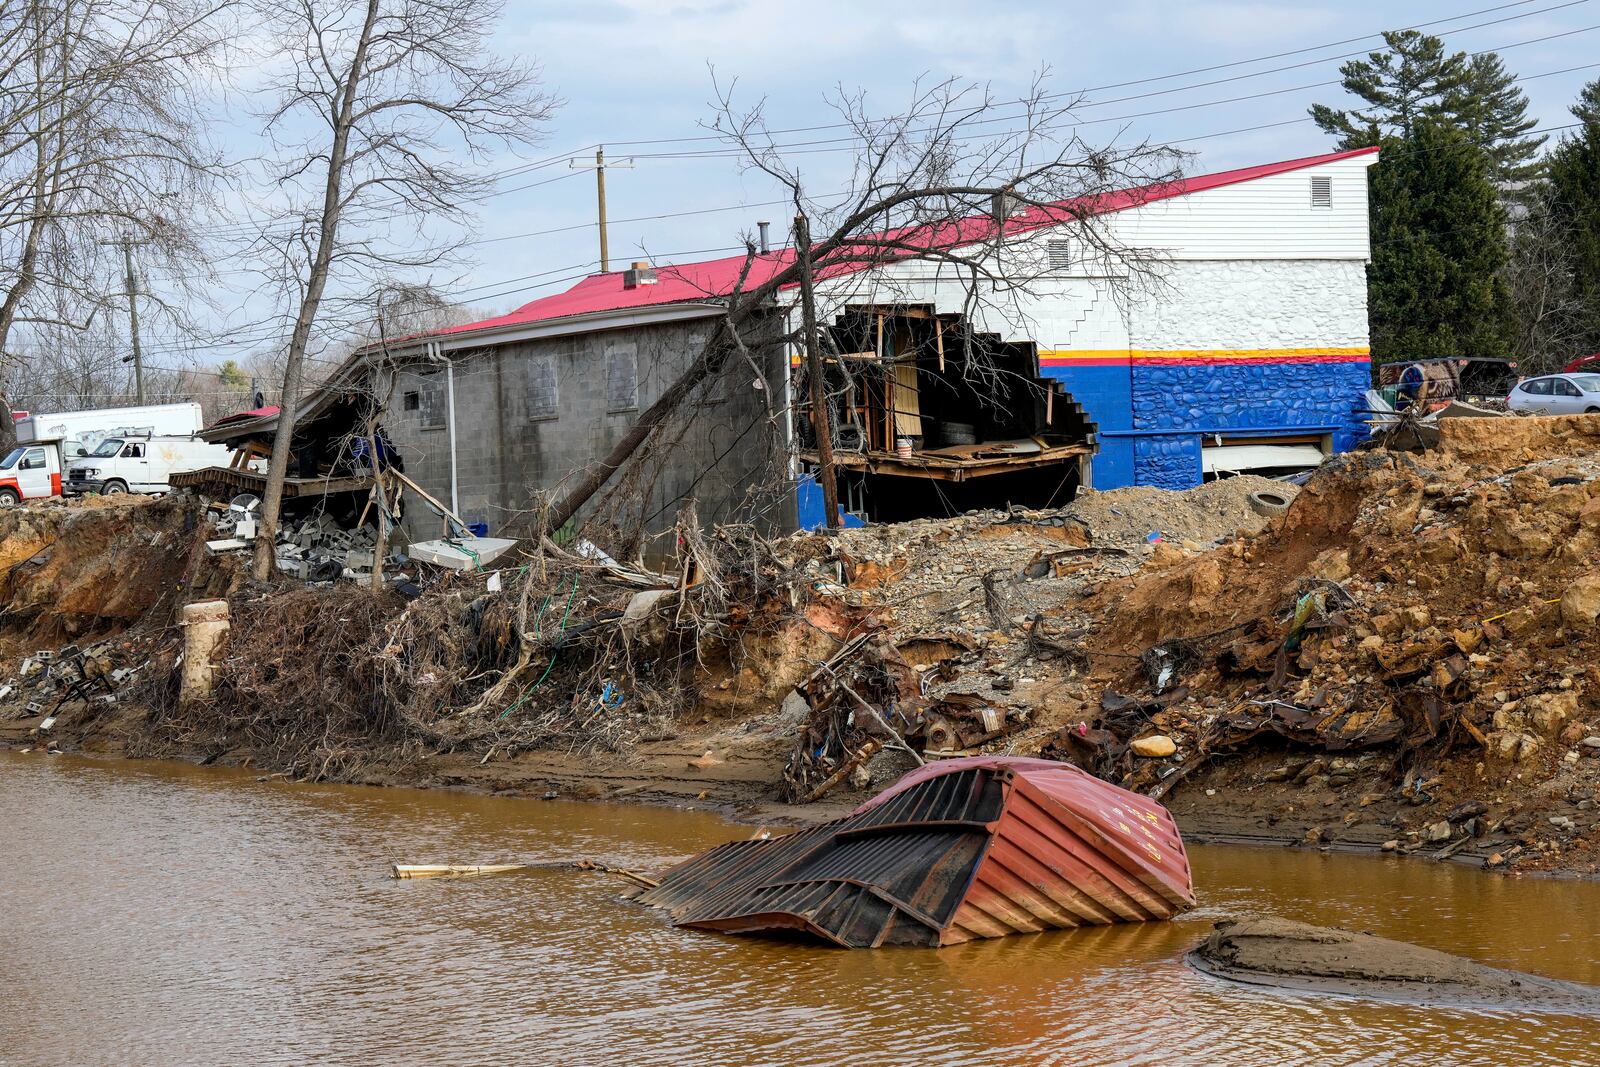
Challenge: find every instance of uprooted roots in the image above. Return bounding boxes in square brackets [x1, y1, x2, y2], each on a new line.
[146, 522, 802, 781]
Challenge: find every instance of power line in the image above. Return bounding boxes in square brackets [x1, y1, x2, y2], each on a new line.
[182, 0, 1589, 241]
[604, 0, 1592, 150]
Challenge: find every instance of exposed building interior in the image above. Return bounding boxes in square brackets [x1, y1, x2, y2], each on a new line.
[796, 304, 1097, 522]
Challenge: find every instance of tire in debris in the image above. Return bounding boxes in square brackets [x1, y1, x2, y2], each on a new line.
[1247, 490, 1292, 517]
[101, 480, 128, 495]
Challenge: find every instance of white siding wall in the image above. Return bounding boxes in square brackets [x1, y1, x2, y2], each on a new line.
[810, 153, 1375, 351]
[1104, 152, 1375, 260]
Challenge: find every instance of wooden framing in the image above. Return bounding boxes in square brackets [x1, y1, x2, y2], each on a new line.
[797, 442, 1090, 483]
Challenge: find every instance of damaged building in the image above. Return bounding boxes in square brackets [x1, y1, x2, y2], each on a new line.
[261, 146, 1375, 539]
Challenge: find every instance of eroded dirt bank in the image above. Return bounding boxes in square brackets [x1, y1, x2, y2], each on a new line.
[3, 420, 1600, 877]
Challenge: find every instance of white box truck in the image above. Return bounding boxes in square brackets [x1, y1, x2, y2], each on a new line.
[0, 402, 208, 505]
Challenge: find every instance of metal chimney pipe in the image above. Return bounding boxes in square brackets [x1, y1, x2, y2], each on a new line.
[757, 220, 770, 254]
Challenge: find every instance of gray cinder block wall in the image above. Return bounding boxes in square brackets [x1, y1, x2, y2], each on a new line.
[383, 313, 792, 544]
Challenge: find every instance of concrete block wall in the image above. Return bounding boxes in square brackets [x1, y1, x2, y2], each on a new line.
[385, 314, 788, 543]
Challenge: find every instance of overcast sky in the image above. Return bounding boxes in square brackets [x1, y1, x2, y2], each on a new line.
[148, 0, 1600, 378]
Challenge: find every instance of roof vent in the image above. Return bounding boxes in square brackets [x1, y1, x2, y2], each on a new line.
[1310, 175, 1332, 209]
[623, 261, 657, 288]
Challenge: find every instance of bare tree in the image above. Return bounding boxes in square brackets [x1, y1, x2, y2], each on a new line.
[543, 74, 1180, 537]
[0, 0, 228, 378]
[249, 0, 557, 581]
[1505, 201, 1592, 374]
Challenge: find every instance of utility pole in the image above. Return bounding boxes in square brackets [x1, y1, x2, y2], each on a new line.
[570, 147, 633, 272]
[103, 236, 147, 402]
[794, 214, 840, 530]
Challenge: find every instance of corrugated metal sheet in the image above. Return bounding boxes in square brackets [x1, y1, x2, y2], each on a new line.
[637, 757, 1194, 949]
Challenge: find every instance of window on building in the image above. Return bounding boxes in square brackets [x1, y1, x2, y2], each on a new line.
[415, 373, 445, 430]
[527, 354, 558, 420]
[403, 391, 420, 411]
[1046, 239, 1072, 269]
[606, 343, 638, 412]
[1310, 175, 1332, 209]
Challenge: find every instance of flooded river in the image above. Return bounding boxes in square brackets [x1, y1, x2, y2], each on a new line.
[3, 752, 1599, 1066]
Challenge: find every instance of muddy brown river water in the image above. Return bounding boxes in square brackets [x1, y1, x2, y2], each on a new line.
[3, 752, 1599, 1066]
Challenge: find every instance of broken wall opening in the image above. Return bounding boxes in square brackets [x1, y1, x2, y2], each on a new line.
[797, 304, 1098, 524]
[840, 464, 1081, 523]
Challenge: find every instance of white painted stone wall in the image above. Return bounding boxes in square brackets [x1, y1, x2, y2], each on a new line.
[1128, 259, 1370, 350]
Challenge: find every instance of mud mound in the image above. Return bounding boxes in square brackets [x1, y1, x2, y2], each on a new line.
[1433, 413, 1600, 469]
[1090, 455, 1382, 654]
[0, 496, 209, 645]
[1064, 474, 1297, 546]
[1189, 918, 1600, 1013]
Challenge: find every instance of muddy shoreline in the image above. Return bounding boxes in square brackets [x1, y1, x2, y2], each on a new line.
[8, 713, 1596, 880]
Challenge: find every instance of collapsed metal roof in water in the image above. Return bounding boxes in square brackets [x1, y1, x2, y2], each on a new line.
[636, 756, 1195, 948]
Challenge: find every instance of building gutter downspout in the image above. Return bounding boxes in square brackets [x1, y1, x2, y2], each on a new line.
[425, 340, 460, 518]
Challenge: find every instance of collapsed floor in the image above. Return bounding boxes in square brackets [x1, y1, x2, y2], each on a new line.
[1, 420, 1598, 877]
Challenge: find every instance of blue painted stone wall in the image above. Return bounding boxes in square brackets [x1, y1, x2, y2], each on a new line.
[1046, 359, 1371, 490]
[1132, 361, 1370, 442]
[1132, 434, 1202, 488]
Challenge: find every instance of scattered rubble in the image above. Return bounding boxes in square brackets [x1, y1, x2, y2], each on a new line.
[4, 415, 1600, 878]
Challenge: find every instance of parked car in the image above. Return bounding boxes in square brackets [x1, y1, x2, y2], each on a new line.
[1506, 373, 1600, 415]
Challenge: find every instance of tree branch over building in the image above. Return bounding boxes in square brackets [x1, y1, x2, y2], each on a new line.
[248, 0, 557, 581]
[542, 73, 1181, 538]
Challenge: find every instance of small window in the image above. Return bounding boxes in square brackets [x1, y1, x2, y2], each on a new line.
[415, 375, 446, 430]
[1310, 175, 1332, 209]
[21, 447, 44, 470]
[1524, 378, 1551, 396]
[1554, 378, 1582, 397]
[403, 391, 420, 411]
[526, 354, 558, 421]
[606, 343, 638, 413]
[1046, 239, 1072, 269]
[122, 442, 144, 458]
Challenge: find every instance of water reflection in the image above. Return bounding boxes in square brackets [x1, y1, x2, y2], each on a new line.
[2, 752, 1596, 1066]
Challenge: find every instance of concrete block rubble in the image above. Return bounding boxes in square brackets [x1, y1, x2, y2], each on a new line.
[3, 640, 139, 751]
[204, 494, 390, 583]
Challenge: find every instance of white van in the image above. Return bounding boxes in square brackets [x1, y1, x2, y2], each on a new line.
[65, 434, 234, 495]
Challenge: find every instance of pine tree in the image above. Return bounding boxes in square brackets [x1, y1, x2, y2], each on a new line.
[1449, 52, 1547, 184]
[1310, 30, 1469, 147]
[1546, 79, 1600, 354]
[1368, 119, 1514, 362]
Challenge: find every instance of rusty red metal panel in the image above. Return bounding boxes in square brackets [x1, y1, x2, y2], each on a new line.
[637, 757, 1194, 949]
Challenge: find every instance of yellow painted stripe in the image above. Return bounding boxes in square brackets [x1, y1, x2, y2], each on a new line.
[1040, 346, 1370, 361]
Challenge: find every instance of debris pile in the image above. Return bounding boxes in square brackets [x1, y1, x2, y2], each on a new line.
[1040, 419, 1600, 870]
[204, 495, 389, 583]
[1, 640, 142, 750]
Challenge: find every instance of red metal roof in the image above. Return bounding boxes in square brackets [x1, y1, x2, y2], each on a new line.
[436, 146, 1377, 340]
[211, 405, 280, 426]
[637, 755, 1193, 947]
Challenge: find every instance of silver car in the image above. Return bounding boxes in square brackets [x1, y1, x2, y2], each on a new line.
[1506, 373, 1600, 415]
